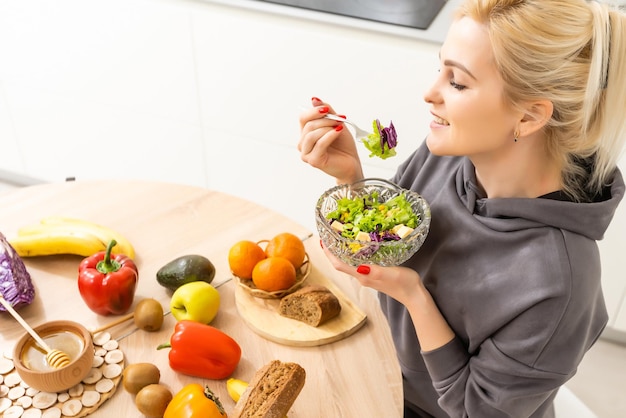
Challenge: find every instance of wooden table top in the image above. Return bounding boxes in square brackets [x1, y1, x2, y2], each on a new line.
[0, 180, 402, 417]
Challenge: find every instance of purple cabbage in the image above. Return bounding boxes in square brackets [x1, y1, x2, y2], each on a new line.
[368, 230, 401, 243]
[357, 230, 403, 257]
[356, 243, 379, 258]
[0, 232, 35, 311]
[375, 119, 397, 151]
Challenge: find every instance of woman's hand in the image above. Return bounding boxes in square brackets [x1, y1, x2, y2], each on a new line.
[298, 97, 364, 185]
[321, 243, 422, 306]
[321, 242, 455, 352]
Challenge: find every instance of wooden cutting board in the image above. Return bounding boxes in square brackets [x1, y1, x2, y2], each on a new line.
[234, 265, 367, 347]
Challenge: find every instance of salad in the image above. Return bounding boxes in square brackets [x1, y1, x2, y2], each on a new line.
[363, 119, 397, 160]
[325, 191, 419, 255]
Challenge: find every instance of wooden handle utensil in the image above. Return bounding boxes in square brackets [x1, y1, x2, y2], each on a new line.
[0, 296, 71, 369]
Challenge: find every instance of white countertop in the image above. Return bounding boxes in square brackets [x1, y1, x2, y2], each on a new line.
[199, 0, 461, 44]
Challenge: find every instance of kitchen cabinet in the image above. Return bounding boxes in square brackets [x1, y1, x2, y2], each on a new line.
[0, 0, 624, 339]
[0, 0, 206, 187]
[189, 0, 440, 232]
[0, 0, 442, 216]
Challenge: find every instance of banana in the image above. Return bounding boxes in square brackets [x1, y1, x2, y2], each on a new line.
[19, 216, 136, 259]
[9, 230, 108, 258]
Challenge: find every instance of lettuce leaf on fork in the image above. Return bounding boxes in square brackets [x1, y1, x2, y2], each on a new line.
[363, 119, 397, 160]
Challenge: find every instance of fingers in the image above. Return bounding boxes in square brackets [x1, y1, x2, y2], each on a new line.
[298, 96, 362, 181]
[298, 121, 343, 156]
[298, 96, 338, 129]
[319, 240, 417, 295]
[311, 96, 336, 113]
[298, 96, 345, 157]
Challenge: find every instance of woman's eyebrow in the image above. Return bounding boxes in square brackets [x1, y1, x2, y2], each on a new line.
[443, 59, 477, 80]
[438, 51, 477, 80]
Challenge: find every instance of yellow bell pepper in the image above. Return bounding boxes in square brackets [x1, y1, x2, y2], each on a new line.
[226, 378, 248, 402]
[164, 383, 227, 418]
[226, 378, 287, 418]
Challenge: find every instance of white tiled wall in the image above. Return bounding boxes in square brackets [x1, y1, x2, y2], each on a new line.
[1, 0, 625, 335]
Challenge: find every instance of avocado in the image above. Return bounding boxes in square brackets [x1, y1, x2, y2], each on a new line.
[156, 254, 216, 291]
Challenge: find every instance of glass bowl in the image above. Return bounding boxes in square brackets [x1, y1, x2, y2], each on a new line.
[315, 178, 431, 266]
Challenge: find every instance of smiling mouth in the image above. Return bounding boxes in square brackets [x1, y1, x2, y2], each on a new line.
[433, 115, 450, 126]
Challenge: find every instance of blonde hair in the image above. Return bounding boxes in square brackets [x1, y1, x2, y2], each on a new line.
[457, 0, 626, 201]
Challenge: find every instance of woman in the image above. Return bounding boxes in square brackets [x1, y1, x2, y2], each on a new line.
[298, 1, 626, 417]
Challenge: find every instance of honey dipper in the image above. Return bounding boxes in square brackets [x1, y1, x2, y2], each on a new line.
[0, 296, 71, 369]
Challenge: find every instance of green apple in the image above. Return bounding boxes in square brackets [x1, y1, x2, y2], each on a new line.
[170, 281, 220, 324]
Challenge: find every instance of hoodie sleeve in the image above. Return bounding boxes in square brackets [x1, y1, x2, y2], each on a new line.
[420, 232, 608, 418]
[422, 337, 567, 417]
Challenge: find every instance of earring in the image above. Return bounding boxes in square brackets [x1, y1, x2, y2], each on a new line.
[514, 130, 519, 143]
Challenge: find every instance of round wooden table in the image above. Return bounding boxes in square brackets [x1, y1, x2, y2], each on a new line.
[0, 180, 402, 417]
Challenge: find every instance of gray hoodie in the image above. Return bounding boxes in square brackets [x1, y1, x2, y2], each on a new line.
[381, 143, 624, 417]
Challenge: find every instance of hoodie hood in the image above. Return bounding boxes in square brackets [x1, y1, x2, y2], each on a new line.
[457, 157, 625, 240]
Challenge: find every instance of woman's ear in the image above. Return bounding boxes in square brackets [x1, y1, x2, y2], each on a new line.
[518, 99, 553, 138]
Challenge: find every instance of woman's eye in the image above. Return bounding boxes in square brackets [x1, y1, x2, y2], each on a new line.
[437, 66, 467, 90]
[450, 80, 466, 91]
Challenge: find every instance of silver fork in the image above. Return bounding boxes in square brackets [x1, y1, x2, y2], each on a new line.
[324, 114, 371, 141]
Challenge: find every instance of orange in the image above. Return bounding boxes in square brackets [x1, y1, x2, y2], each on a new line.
[265, 232, 306, 269]
[252, 256, 297, 292]
[228, 240, 266, 279]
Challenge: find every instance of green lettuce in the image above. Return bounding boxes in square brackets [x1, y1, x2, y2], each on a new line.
[326, 192, 418, 240]
[363, 119, 397, 160]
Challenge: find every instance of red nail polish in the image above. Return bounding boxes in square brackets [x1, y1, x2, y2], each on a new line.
[312, 96, 321, 102]
[320, 239, 324, 248]
[337, 114, 347, 119]
[334, 124, 344, 132]
[356, 265, 370, 275]
[318, 106, 329, 114]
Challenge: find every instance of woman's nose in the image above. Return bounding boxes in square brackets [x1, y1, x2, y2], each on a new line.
[423, 79, 440, 104]
[424, 83, 439, 103]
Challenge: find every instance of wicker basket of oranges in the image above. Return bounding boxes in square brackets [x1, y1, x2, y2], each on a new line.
[229, 233, 310, 299]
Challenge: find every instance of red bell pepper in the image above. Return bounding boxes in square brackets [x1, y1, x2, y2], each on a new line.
[157, 320, 241, 380]
[78, 239, 138, 316]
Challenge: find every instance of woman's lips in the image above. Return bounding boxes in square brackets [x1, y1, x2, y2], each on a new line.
[432, 114, 450, 126]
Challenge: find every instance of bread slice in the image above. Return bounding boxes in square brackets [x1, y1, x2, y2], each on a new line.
[231, 360, 306, 418]
[278, 285, 341, 327]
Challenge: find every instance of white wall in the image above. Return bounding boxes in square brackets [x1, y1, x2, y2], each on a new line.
[0, 0, 624, 335]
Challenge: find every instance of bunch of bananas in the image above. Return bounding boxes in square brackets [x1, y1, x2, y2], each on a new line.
[9, 216, 136, 259]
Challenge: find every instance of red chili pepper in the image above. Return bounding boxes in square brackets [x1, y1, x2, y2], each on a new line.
[157, 320, 241, 380]
[78, 239, 138, 316]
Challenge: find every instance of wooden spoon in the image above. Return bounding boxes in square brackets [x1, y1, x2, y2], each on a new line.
[0, 296, 71, 369]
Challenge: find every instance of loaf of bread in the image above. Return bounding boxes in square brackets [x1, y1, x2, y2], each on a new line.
[278, 285, 341, 327]
[231, 360, 306, 418]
